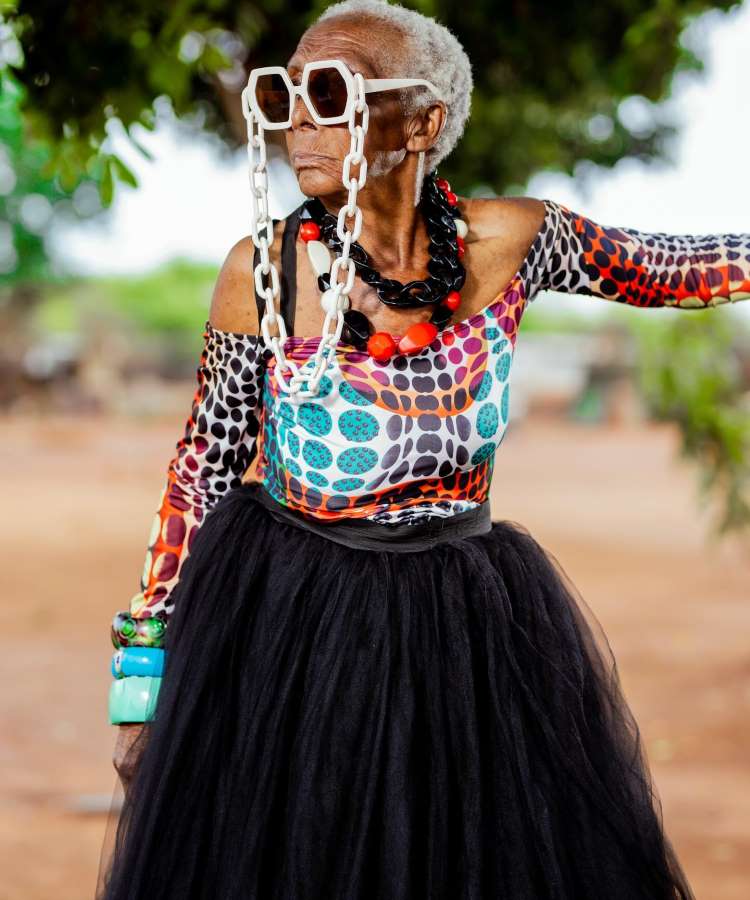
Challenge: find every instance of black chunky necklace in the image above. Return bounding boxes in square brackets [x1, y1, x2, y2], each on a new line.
[300, 170, 467, 352]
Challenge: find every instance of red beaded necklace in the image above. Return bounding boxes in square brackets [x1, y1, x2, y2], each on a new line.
[299, 176, 467, 362]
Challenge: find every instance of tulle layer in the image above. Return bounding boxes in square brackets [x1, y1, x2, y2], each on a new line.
[98, 483, 693, 900]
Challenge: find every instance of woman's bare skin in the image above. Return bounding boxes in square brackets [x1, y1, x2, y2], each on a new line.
[113, 722, 148, 791]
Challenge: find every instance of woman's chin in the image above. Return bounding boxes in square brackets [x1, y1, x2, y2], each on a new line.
[295, 167, 344, 199]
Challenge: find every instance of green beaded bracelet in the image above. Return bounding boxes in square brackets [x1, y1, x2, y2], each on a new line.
[111, 610, 167, 650]
[108, 675, 161, 724]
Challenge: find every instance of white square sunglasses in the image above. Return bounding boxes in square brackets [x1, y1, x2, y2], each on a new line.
[242, 58, 444, 130]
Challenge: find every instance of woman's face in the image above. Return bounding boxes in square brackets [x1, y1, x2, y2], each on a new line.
[284, 20, 409, 200]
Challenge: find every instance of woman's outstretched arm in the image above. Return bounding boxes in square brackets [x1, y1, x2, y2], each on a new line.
[530, 200, 750, 308]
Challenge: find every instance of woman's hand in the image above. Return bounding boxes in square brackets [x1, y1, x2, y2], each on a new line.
[112, 723, 148, 790]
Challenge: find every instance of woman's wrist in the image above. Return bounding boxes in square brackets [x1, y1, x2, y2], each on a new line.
[107, 606, 167, 723]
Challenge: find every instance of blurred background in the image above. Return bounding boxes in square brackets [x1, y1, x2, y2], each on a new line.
[1, 1, 749, 897]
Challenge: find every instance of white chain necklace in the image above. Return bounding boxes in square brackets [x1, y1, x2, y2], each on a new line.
[242, 74, 370, 400]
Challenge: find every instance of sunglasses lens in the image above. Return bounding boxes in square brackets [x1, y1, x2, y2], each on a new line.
[308, 67, 349, 120]
[254, 73, 291, 124]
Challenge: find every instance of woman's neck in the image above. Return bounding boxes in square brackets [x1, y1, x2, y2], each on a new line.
[318, 157, 431, 271]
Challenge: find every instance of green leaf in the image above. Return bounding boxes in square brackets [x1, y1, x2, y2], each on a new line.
[127, 128, 155, 162]
[100, 156, 114, 207]
[110, 154, 139, 188]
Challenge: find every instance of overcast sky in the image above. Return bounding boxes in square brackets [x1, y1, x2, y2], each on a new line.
[53, 3, 750, 315]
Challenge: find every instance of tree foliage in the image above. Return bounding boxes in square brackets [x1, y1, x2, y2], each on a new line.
[0, 64, 97, 317]
[632, 312, 750, 536]
[3, 0, 743, 201]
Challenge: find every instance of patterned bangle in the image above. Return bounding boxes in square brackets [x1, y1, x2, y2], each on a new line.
[108, 675, 161, 724]
[111, 609, 167, 649]
[111, 646, 165, 679]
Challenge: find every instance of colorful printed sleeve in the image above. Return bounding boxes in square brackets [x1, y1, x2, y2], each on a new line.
[527, 199, 750, 308]
[130, 321, 266, 621]
[107, 321, 267, 724]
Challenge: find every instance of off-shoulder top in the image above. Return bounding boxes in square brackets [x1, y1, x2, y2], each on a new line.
[128, 199, 750, 621]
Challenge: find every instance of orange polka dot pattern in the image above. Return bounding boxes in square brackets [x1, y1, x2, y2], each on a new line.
[538, 202, 750, 308]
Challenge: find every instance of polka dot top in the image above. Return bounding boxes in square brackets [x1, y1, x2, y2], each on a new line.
[130, 199, 750, 620]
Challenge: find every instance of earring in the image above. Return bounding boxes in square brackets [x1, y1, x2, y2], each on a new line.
[413, 150, 426, 206]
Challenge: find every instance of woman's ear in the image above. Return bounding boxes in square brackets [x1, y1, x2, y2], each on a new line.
[405, 101, 446, 155]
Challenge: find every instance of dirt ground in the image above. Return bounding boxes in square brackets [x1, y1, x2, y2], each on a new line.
[1, 409, 748, 900]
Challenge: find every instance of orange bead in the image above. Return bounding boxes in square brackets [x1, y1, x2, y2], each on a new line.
[436, 177, 451, 192]
[299, 221, 321, 242]
[456, 236, 465, 258]
[443, 290, 461, 311]
[367, 331, 398, 362]
[398, 321, 438, 355]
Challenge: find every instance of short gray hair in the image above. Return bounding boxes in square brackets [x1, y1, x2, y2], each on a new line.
[313, 0, 473, 173]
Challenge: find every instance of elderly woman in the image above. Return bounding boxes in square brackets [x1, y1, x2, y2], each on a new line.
[98, 1, 749, 897]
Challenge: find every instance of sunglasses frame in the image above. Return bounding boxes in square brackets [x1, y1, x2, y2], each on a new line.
[242, 58, 445, 130]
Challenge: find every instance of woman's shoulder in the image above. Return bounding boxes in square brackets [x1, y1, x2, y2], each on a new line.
[209, 219, 288, 336]
[459, 195, 547, 249]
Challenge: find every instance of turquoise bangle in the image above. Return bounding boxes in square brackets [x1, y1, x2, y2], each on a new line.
[108, 675, 161, 724]
[111, 646, 165, 678]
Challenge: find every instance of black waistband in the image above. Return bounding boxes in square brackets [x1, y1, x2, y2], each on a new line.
[248, 483, 493, 552]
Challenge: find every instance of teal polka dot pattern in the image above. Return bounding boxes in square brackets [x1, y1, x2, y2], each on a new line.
[296, 373, 334, 397]
[500, 383, 510, 423]
[307, 470, 329, 488]
[285, 458, 303, 477]
[472, 371, 493, 402]
[337, 446, 379, 475]
[338, 409, 379, 443]
[495, 352, 511, 381]
[332, 476, 365, 491]
[470, 442, 496, 465]
[302, 439, 333, 469]
[258, 311, 521, 522]
[298, 403, 332, 436]
[339, 381, 374, 406]
[278, 400, 296, 426]
[477, 403, 499, 438]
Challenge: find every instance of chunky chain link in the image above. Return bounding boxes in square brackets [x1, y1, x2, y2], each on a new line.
[240, 77, 370, 399]
[241, 89, 301, 394]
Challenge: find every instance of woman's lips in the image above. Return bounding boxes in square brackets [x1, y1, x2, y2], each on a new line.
[292, 152, 335, 169]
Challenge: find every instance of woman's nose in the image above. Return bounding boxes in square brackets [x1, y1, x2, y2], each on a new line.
[290, 91, 314, 129]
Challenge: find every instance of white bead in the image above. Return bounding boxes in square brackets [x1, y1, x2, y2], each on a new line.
[320, 288, 349, 315]
[455, 218, 468, 239]
[307, 240, 332, 276]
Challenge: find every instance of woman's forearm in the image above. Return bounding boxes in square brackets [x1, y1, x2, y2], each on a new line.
[106, 321, 266, 727]
[535, 200, 750, 309]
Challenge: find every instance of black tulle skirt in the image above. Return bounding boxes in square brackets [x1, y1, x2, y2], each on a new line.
[97, 482, 694, 900]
